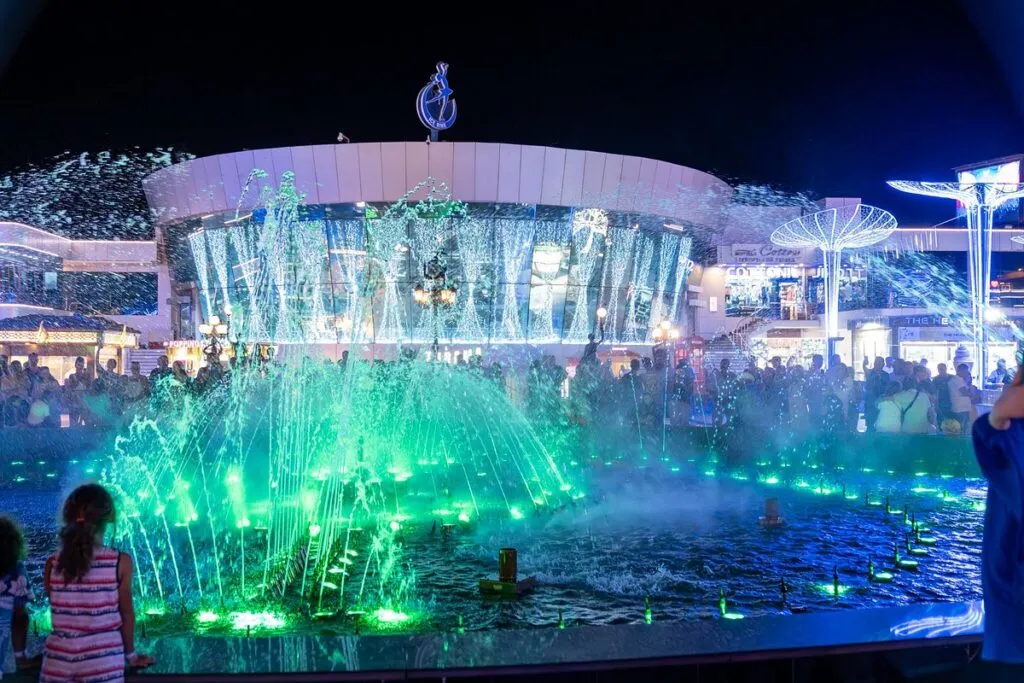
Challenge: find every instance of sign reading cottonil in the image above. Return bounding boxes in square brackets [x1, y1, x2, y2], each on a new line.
[725, 244, 818, 265]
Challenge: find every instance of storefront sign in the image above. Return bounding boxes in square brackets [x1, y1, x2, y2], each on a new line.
[731, 244, 809, 265]
[725, 265, 804, 279]
[891, 314, 951, 328]
[725, 265, 865, 281]
[898, 327, 970, 342]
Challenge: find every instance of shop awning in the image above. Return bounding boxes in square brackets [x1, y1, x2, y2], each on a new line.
[0, 314, 140, 347]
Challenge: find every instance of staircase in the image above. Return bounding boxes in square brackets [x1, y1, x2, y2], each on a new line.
[704, 312, 771, 370]
[127, 349, 167, 375]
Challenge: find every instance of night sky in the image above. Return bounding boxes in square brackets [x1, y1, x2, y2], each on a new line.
[1, 0, 1022, 225]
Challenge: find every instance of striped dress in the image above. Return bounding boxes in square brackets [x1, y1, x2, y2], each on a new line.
[41, 547, 124, 683]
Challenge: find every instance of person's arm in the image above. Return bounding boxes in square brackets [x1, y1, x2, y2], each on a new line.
[117, 553, 154, 668]
[10, 562, 37, 668]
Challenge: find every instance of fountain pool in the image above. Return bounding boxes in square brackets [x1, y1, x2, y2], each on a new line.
[8, 443, 985, 638]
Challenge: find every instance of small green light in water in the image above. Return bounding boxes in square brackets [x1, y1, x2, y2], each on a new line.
[560, 483, 571, 491]
[309, 524, 321, 537]
[703, 470, 716, 477]
[763, 476, 780, 485]
[861, 468, 874, 473]
[723, 612, 744, 620]
[912, 486, 937, 494]
[510, 507, 524, 520]
[816, 583, 850, 596]
[915, 472, 928, 477]
[457, 512, 470, 523]
[389, 520, 401, 532]
[795, 480, 810, 488]
[197, 610, 219, 623]
[972, 501, 986, 512]
[731, 472, 749, 481]
[373, 608, 409, 624]
[145, 607, 166, 617]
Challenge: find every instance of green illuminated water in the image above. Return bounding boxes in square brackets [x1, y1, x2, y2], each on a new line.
[102, 359, 577, 625]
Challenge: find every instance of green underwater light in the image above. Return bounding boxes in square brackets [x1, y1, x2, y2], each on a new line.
[372, 608, 410, 624]
[230, 611, 286, 631]
[816, 583, 849, 597]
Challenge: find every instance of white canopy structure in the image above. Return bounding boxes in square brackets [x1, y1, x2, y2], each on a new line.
[889, 180, 1024, 383]
[771, 204, 898, 352]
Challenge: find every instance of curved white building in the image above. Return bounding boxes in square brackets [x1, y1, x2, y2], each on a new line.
[143, 142, 732, 348]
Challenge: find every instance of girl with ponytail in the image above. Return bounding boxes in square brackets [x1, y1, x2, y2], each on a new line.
[41, 484, 153, 682]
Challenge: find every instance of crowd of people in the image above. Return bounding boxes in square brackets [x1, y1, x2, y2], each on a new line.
[0, 341, 1004, 438]
[0, 352, 237, 428]
[687, 353, 986, 438]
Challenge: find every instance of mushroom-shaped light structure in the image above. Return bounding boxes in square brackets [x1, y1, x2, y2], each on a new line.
[771, 204, 897, 345]
[890, 179, 1024, 383]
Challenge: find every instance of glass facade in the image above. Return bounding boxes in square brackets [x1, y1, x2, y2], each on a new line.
[187, 203, 696, 345]
[0, 268, 157, 315]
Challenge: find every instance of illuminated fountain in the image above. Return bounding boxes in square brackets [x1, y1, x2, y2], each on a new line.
[889, 177, 1024, 381]
[102, 177, 578, 630]
[770, 204, 897, 360]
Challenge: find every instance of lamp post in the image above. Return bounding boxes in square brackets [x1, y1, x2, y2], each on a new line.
[413, 252, 457, 355]
[198, 314, 230, 366]
[651, 318, 680, 366]
[594, 306, 608, 337]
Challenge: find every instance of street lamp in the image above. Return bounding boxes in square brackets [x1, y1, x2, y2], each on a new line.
[595, 306, 608, 335]
[413, 251, 457, 354]
[199, 314, 230, 365]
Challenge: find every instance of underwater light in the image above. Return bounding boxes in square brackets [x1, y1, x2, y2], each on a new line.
[389, 521, 401, 532]
[457, 512, 470, 523]
[722, 612, 745, 620]
[912, 486, 937, 494]
[230, 611, 286, 631]
[373, 608, 410, 624]
[197, 611, 219, 623]
[145, 607, 166, 617]
[510, 507, 524, 520]
[763, 476, 780, 485]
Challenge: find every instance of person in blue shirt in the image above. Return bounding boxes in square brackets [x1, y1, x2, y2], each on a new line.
[0, 516, 35, 677]
[973, 367, 1024, 673]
